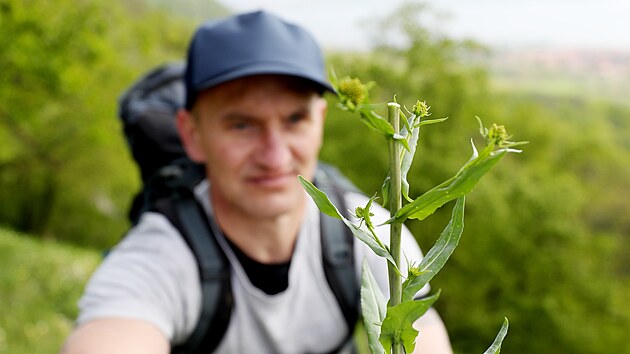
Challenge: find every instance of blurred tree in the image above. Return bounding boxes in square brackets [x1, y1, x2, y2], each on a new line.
[0, 0, 226, 248]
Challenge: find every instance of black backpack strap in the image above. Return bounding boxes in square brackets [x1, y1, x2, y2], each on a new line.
[315, 163, 360, 339]
[148, 162, 233, 354]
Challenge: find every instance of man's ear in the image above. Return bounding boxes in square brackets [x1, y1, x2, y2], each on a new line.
[316, 96, 327, 122]
[176, 109, 206, 163]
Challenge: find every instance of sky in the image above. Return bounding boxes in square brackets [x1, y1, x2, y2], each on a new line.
[217, 0, 630, 51]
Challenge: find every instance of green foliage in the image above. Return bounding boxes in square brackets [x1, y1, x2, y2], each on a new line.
[330, 72, 395, 139]
[321, 3, 630, 354]
[0, 227, 100, 354]
[402, 197, 465, 302]
[0, 0, 224, 248]
[328, 70, 518, 352]
[379, 291, 440, 354]
[299, 176, 399, 272]
[323, 47, 521, 352]
[394, 147, 505, 222]
[361, 260, 388, 354]
[483, 318, 509, 354]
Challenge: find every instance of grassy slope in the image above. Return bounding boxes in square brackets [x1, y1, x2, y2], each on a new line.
[0, 227, 100, 354]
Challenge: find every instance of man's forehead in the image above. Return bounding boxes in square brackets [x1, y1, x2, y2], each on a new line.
[194, 74, 321, 106]
[192, 75, 324, 116]
[213, 74, 321, 94]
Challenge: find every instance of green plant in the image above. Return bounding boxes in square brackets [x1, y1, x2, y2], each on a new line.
[300, 72, 525, 353]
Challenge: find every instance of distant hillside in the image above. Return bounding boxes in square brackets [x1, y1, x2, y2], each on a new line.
[483, 47, 630, 106]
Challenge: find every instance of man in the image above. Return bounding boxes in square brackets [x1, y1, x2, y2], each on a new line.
[61, 11, 453, 354]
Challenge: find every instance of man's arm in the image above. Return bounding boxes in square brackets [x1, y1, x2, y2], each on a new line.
[60, 318, 169, 354]
[61, 212, 204, 354]
[412, 307, 454, 354]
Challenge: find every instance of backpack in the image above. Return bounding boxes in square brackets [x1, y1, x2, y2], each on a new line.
[118, 62, 360, 353]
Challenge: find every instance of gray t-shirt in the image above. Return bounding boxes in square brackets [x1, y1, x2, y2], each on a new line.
[77, 181, 426, 353]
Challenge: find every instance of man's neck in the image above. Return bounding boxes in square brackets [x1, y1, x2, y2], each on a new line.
[211, 197, 306, 264]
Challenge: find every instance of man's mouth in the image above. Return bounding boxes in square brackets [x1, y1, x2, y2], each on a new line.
[247, 172, 296, 188]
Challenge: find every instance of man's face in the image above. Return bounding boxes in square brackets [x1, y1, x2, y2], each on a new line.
[181, 75, 326, 220]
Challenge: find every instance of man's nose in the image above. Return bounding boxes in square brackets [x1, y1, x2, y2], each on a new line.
[255, 127, 291, 169]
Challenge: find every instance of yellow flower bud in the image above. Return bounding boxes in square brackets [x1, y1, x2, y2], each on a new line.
[338, 77, 367, 108]
[487, 123, 510, 146]
[412, 100, 430, 117]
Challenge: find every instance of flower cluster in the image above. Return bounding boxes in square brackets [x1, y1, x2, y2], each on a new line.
[337, 77, 368, 110]
[487, 124, 509, 146]
[412, 100, 430, 117]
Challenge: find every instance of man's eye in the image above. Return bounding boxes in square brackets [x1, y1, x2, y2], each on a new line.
[288, 113, 307, 124]
[231, 121, 251, 130]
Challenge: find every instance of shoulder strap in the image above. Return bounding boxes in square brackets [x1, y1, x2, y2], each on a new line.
[148, 161, 232, 354]
[315, 163, 361, 336]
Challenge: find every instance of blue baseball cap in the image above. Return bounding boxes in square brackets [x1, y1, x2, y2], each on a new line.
[184, 11, 334, 109]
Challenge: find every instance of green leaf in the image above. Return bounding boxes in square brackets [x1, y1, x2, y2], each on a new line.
[400, 109, 412, 133]
[393, 133, 411, 151]
[417, 117, 448, 126]
[298, 175, 343, 219]
[380, 175, 391, 208]
[399, 114, 448, 202]
[400, 114, 421, 202]
[361, 260, 387, 354]
[299, 176, 401, 275]
[328, 65, 339, 88]
[379, 291, 441, 354]
[483, 318, 510, 354]
[348, 222, 387, 256]
[346, 222, 400, 275]
[402, 197, 465, 301]
[392, 146, 507, 222]
[358, 109, 395, 136]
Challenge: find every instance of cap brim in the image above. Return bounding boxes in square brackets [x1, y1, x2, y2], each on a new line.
[193, 61, 335, 95]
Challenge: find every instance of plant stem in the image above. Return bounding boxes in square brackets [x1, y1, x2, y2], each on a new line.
[387, 102, 404, 354]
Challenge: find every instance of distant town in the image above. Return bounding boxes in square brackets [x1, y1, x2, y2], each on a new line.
[478, 46, 630, 105]
[491, 47, 630, 79]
